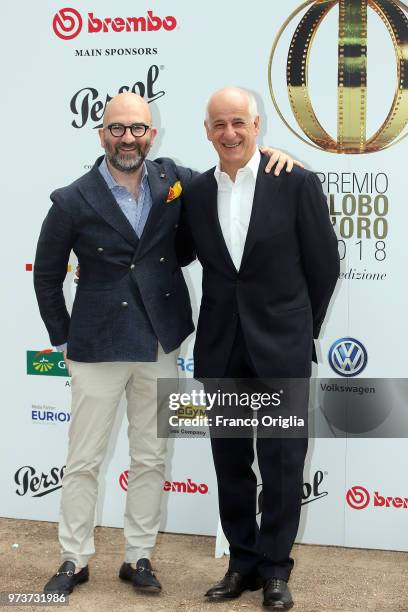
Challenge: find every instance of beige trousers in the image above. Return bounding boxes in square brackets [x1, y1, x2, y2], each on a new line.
[59, 346, 178, 568]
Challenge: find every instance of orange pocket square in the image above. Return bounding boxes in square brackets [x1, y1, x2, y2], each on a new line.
[166, 181, 182, 203]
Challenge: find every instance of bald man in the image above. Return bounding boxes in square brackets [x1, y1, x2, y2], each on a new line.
[183, 88, 339, 609]
[34, 92, 297, 597]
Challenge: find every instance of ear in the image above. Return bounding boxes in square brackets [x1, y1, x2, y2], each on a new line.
[204, 120, 212, 142]
[254, 115, 260, 136]
[98, 127, 105, 149]
[150, 127, 158, 144]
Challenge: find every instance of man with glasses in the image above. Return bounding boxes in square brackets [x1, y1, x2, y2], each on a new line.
[34, 92, 298, 597]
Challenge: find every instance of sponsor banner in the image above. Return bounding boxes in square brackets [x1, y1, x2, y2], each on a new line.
[347, 486, 408, 510]
[344, 440, 408, 550]
[119, 470, 209, 495]
[177, 356, 194, 374]
[52, 8, 177, 40]
[31, 404, 70, 425]
[328, 338, 368, 377]
[14, 465, 66, 498]
[258, 469, 328, 516]
[1, 0, 407, 552]
[27, 350, 68, 377]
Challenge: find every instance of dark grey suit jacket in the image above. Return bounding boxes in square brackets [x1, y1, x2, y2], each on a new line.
[34, 156, 196, 362]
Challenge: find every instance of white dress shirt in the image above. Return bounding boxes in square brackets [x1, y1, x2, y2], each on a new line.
[214, 149, 261, 270]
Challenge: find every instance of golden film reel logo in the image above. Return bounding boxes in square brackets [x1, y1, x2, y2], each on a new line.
[269, 0, 408, 153]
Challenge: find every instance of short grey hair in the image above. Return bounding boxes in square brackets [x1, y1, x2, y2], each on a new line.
[205, 87, 259, 122]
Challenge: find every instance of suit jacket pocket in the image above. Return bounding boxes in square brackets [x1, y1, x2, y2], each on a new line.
[69, 289, 113, 350]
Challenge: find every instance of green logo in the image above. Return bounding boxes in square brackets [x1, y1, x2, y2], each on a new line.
[26, 350, 68, 377]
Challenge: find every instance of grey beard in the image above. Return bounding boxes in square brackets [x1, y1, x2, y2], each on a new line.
[108, 151, 145, 173]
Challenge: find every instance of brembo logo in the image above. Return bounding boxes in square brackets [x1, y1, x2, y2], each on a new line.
[53, 8, 83, 40]
[346, 485, 408, 510]
[346, 485, 371, 509]
[52, 8, 177, 40]
[163, 478, 209, 494]
[119, 471, 208, 494]
[119, 470, 129, 492]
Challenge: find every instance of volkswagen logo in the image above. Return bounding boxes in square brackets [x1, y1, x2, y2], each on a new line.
[328, 337, 368, 377]
[269, 0, 408, 153]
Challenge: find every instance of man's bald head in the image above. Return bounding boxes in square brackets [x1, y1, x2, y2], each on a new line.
[205, 87, 258, 123]
[103, 92, 152, 128]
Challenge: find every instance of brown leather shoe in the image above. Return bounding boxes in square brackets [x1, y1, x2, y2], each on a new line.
[44, 561, 89, 595]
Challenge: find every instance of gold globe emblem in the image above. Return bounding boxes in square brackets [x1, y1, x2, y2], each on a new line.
[269, 0, 408, 153]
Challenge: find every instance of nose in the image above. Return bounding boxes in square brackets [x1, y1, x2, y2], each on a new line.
[121, 127, 136, 143]
[224, 123, 236, 140]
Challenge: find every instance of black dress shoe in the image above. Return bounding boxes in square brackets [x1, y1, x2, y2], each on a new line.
[119, 559, 162, 593]
[205, 571, 262, 600]
[44, 561, 89, 595]
[263, 578, 293, 609]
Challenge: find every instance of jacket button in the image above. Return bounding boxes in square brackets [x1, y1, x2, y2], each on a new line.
[174, 224, 178, 229]
[130, 264, 135, 270]
[121, 301, 128, 307]
[160, 257, 165, 262]
[165, 292, 171, 297]
[97, 247, 104, 253]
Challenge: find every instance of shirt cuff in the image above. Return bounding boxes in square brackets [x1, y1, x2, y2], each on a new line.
[55, 343, 67, 353]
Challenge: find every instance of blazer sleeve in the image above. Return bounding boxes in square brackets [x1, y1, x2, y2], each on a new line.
[33, 192, 75, 346]
[174, 164, 199, 268]
[297, 172, 339, 339]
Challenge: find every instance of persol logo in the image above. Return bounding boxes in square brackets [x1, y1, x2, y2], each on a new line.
[15, 465, 66, 497]
[257, 470, 328, 514]
[269, 0, 408, 153]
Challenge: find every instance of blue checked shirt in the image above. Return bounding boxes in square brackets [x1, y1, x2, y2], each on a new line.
[98, 156, 152, 237]
[56, 157, 153, 352]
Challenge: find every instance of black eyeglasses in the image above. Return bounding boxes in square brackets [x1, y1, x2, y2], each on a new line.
[106, 123, 151, 138]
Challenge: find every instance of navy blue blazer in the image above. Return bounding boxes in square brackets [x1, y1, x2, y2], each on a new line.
[184, 155, 340, 379]
[34, 156, 196, 362]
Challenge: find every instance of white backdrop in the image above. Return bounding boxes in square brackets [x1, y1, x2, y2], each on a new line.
[1, 0, 407, 552]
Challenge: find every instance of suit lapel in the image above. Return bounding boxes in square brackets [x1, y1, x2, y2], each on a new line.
[78, 157, 139, 249]
[240, 154, 283, 268]
[135, 160, 170, 256]
[203, 171, 237, 272]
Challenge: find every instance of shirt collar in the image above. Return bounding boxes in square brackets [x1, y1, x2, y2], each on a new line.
[99, 156, 148, 191]
[214, 148, 261, 185]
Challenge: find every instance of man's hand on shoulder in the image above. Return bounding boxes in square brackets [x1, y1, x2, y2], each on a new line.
[260, 147, 304, 176]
